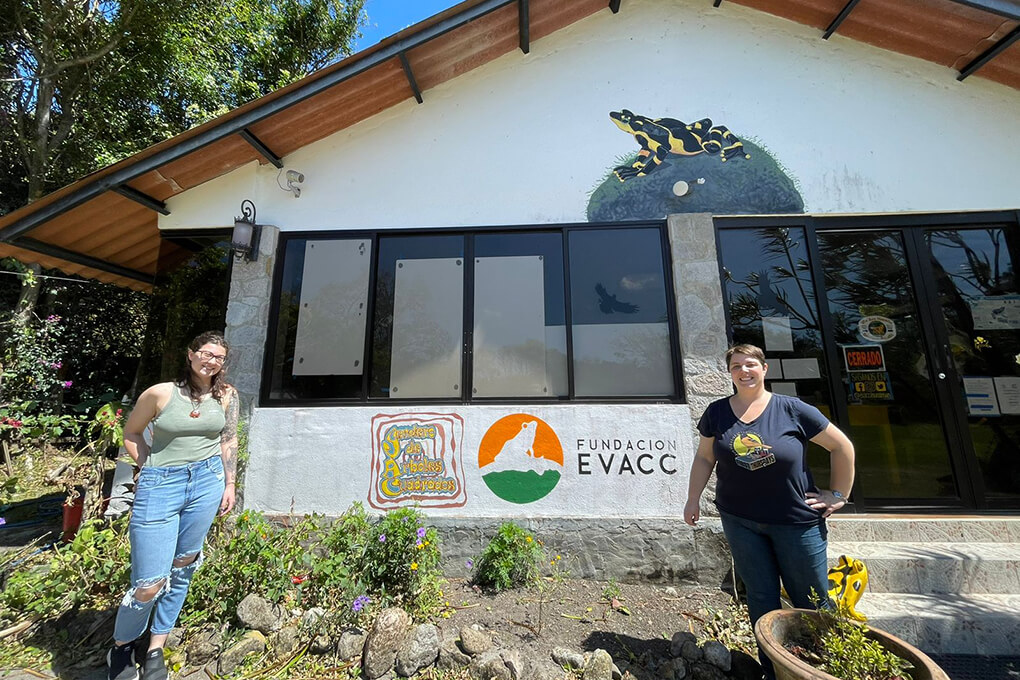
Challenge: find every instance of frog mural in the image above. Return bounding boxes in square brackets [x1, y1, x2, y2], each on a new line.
[587, 109, 804, 221]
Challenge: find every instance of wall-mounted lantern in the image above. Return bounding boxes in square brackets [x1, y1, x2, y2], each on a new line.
[231, 199, 261, 262]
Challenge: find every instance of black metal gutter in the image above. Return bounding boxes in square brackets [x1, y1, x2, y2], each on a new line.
[950, 0, 1020, 21]
[0, 0, 514, 244]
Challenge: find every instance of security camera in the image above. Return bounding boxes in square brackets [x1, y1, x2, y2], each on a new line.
[286, 170, 304, 184]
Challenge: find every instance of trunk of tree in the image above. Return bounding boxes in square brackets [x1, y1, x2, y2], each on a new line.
[14, 263, 43, 325]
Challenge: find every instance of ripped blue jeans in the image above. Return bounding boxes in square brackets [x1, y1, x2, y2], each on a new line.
[113, 456, 224, 641]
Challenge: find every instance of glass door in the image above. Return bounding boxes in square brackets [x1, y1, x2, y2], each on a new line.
[923, 226, 1020, 509]
[816, 230, 967, 508]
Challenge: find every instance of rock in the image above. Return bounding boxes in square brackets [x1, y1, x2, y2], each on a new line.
[166, 627, 185, 650]
[690, 661, 727, 680]
[186, 628, 223, 665]
[310, 634, 332, 654]
[167, 649, 187, 671]
[700, 641, 730, 671]
[728, 650, 764, 680]
[301, 606, 326, 628]
[469, 649, 512, 680]
[583, 649, 614, 680]
[338, 628, 367, 661]
[500, 648, 525, 680]
[670, 631, 697, 658]
[531, 659, 567, 680]
[551, 646, 586, 670]
[271, 626, 301, 659]
[362, 607, 411, 679]
[218, 630, 267, 675]
[458, 625, 493, 656]
[680, 639, 703, 663]
[236, 593, 285, 634]
[394, 624, 439, 677]
[665, 586, 679, 597]
[437, 636, 471, 669]
[671, 657, 689, 679]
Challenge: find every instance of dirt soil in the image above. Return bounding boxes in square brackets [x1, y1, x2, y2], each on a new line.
[431, 577, 744, 667]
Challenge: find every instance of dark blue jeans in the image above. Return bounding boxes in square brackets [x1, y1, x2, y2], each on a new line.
[720, 510, 829, 679]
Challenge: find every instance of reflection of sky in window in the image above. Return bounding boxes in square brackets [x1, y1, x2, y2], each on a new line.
[568, 229, 667, 325]
[927, 229, 1015, 300]
[476, 233, 565, 326]
[820, 232, 906, 316]
[717, 228, 818, 333]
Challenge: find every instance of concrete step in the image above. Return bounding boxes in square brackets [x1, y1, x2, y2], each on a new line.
[827, 516, 1020, 543]
[855, 592, 1020, 656]
[828, 540, 1020, 594]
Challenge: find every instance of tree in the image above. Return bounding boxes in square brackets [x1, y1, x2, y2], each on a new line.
[1, 0, 366, 210]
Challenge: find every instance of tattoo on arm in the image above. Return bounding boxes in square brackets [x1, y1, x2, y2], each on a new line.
[221, 390, 240, 484]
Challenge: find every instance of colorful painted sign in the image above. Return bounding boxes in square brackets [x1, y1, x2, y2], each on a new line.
[843, 345, 886, 372]
[858, 316, 896, 343]
[368, 412, 466, 509]
[478, 414, 563, 504]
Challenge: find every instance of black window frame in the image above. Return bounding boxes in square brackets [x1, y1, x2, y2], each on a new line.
[258, 220, 685, 407]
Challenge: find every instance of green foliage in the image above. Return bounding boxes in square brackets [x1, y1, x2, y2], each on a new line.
[472, 522, 544, 592]
[698, 599, 757, 657]
[601, 578, 621, 602]
[184, 505, 443, 629]
[0, 518, 131, 624]
[804, 603, 914, 680]
[0, 313, 72, 420]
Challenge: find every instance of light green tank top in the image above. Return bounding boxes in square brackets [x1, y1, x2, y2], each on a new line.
[147, 385, 226, 468]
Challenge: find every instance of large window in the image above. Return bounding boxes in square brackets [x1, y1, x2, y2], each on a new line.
[263, 224, 681, 404]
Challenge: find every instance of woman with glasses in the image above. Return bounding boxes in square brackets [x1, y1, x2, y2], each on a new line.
[107, 331, 239, 680]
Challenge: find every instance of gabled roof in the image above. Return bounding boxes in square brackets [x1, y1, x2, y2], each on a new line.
[1, 0, 1017, 291]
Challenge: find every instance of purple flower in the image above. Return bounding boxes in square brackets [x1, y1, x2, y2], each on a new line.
[0, 517, 6, 527]
[465, 559, 473, 569]
[63, 380, 73, 388]
[416, 527, 427, 539]
[352, 595, 371, 612]
[52, 362, 62, 369]
[378, 534, 386, 543]
[45, 315, 60, 323]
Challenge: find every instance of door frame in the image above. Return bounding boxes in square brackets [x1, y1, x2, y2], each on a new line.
[715, 209, 1020, 513]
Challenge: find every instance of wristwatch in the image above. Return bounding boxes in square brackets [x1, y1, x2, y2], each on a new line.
[831, 490, 845, 501]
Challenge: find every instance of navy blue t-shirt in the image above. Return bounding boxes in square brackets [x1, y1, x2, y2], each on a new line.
[696, 393, 830, 525]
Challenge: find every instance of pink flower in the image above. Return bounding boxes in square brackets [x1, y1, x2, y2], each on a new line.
[63, 380, 73, 388]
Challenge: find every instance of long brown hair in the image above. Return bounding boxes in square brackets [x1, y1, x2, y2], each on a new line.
[176, 331, 230, 402]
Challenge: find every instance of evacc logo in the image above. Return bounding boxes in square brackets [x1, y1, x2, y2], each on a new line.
[478, 414, 563, 504]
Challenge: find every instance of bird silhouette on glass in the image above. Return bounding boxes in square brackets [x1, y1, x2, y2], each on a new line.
[756, 270, 790, 315]
[595, 283, 640, 314]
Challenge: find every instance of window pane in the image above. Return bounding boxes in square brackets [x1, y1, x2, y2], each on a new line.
[268, 238, 370, 400]
[473, 232, 567, 397]
[568, 228, 674, 397]
[370, 235, 465, 398]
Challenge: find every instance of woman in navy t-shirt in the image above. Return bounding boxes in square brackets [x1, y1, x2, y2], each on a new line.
[684, 344, 855, 679]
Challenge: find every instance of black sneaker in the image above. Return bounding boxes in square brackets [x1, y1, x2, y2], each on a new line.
[107, 641, 138, 680]
[141, 648, 168, 680]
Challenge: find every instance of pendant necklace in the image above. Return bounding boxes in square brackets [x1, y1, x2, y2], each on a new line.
[189, 392, 203, 418]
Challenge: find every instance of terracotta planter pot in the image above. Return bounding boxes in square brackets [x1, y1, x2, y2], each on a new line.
[61, 492, 85, 542]
[754, 609, 950, 680]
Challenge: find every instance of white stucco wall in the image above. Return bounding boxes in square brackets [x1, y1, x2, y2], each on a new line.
[246, 404, 693, 517]
[161, 0, 1020, 232]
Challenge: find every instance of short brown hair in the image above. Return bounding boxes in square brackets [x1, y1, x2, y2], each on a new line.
[725, 343, 765, 366]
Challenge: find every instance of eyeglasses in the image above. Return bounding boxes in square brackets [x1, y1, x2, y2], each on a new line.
[194, 350, 227, 364]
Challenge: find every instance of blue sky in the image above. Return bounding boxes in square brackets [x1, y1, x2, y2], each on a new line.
[356, 0, 462, 50]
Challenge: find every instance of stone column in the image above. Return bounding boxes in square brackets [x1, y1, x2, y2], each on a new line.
[667, 213, 734, 524]
[224, 225, 280, 413]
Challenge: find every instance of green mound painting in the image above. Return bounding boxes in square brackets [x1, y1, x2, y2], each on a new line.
[482, 469, 561, 504]
[587, 138, 804, 221]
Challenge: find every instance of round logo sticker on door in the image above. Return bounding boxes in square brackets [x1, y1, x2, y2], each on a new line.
[859, 315, 896, 342]
[478, 414, 563, 504]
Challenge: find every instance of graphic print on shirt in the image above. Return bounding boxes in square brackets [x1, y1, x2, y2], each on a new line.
[730, 431, 776, 471]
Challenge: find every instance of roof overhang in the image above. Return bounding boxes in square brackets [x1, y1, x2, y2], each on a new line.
[1, 0, 1017, 291]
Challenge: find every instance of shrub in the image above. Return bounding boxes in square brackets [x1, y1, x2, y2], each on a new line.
[472, 522, 543, 592]
[804, 602, 914, 680]
[362, 507, 443, 617]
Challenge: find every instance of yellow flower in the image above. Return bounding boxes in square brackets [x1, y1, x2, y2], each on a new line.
[555, 555, 561, 560]
[416, 543, 425, 550]
[526, 536, 533, 543]
[410, 562, 418, 570]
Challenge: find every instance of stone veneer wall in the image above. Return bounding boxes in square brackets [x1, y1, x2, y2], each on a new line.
[223, 225, 280, 413]
[224, 217, 736, 585]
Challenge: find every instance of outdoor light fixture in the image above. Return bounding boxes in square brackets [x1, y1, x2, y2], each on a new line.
[231, 199, 262, 262]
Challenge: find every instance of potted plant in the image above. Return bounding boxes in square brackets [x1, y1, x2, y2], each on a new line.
[754, 605, 950, 680]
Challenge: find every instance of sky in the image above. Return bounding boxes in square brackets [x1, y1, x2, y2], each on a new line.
[356, 0, 463, 51]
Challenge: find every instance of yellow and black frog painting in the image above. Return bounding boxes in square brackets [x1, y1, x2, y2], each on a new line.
[609, 109, 751, 181]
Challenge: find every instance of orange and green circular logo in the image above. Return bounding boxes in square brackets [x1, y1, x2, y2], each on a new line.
[478, 414, 563, 504]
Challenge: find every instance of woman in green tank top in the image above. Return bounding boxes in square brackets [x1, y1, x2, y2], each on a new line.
[107, 332, 240, 680]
